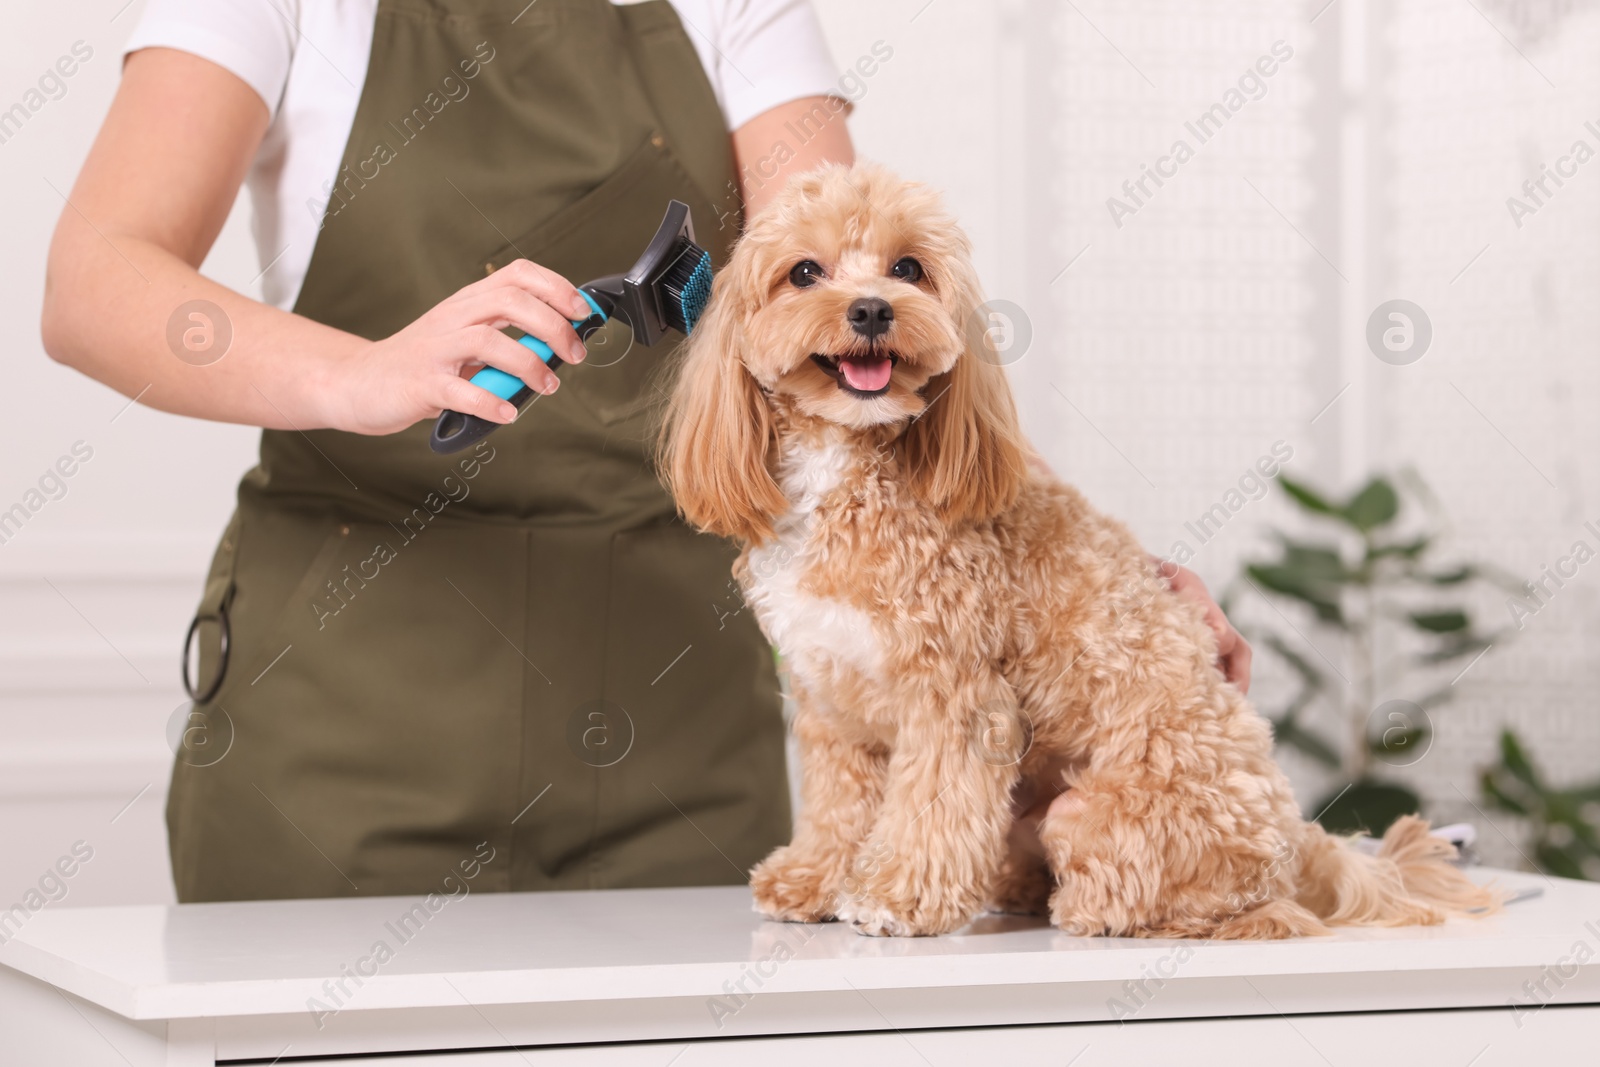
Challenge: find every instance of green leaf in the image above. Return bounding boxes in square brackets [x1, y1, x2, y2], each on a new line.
[1416, 633, 1495, 665]
[1410, 610, 1470, 633]
[1369, 536, 1432, 561]
[1278, 475, 1342, 518]
[1408, 686, 1455, 711]
[1499, 730, 1541, 789]
[1262, 633, 1323, 686]
[1247, 564, 1345, 625]
[1412, 564, 1474, 585]
[1314, 780, 1421, 835]
[1535, 841, 1587, 881]
[1480, 769, 1532, 816]
[1545, 795, 1581, 826]
[1565, 781, 1600, 805]
[1342, 478, 1400, 531]
[1557, 810, 1600, 851]
[1273, 537, 1352, 583]
[1272, 715, 1342, 770]
[1370, 723, 1429, 760]
[1257, 634, 1327, 737]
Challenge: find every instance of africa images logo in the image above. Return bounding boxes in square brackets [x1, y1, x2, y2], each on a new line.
[309, 42, 498, 228]
[1106, 41, 1295, 229]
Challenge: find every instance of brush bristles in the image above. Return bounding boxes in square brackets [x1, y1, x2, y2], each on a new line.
[661, 240, 713, 335]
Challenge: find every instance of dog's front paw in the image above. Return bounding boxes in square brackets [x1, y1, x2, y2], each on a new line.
[834, 894, 921, 937]
[750, 848, 838, 923]
[835, 885, 980, 937]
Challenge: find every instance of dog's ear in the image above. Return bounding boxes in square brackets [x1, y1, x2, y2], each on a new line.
[898, 263, 1027, 524]
[659, 263, 788, 544]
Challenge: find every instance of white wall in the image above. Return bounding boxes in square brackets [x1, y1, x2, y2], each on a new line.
[1382, 0, 1600, 857]
[2, 0, 1595, 909]
[1, 0, 263, 908]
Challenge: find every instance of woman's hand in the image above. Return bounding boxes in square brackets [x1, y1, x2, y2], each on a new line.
[317, 260, 593, 435]
[43, 48, 592, 437]
[1158, 561, 1252, 693]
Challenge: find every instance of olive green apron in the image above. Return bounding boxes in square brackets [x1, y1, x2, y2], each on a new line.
[171, 0, 787, 901]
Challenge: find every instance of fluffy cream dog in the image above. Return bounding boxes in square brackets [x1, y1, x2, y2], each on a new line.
[661, 162, 1499, 938]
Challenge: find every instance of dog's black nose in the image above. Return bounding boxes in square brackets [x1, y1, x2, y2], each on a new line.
[847, 297, 894, 340]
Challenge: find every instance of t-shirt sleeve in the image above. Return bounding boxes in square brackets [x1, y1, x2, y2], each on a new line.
[685, 0, 842, 131]
[121, 0, 297, 119]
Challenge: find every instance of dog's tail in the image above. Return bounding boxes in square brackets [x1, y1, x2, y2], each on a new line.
[1141, 816, 1501, 940]
[1290, 815, 1503, 928]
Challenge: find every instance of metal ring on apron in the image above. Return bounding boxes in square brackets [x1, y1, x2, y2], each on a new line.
[182, 606, 231, 704]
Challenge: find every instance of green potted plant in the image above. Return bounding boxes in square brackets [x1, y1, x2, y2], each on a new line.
[1228, 472, 1513, 834]
[1481, 729, 1600, 881]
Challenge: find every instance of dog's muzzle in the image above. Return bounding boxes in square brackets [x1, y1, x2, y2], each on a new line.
[811, 353, 899, 396]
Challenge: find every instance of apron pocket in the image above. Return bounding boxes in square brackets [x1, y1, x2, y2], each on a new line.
[587, 519, 790, 886]
[177, 514, 529, 898]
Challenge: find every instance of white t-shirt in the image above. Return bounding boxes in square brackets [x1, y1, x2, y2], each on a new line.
[124, 0, 840, 310]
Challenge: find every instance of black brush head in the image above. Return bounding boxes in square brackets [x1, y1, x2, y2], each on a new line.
[658, 238, 713, 336]
[542, 202, 711, 348]
[613, 200, 704, 346]
[430, 200, 712, 455]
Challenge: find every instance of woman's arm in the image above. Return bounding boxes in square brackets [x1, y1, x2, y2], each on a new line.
[731, 95, 854, 215]
[43, 48, 589, 433]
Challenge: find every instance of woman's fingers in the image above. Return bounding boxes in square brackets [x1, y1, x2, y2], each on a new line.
[415, 264, 590, 425]
[1205, 603, 1252, 692]
[1223, 630, 1253, 694]
[449, 259, 593, 322]
[1157, 560, 1254, 692]
[1201, 597, 1229, 646]
[448, 286, 587, 364]
[341, 261, 591, 434]
[437, 374, 518, 424]
[459, 325, 562, 395]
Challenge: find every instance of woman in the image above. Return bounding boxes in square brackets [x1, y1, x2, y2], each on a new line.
[43, 0, 1249, 902]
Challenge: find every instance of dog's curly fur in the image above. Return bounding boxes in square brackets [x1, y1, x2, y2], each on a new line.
[660, 162, 1502, 938]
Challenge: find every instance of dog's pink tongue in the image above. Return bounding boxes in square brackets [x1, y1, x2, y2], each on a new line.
[841, 356, 893, 392]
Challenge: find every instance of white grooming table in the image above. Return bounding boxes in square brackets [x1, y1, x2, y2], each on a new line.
[0, 869, 1594, 1065]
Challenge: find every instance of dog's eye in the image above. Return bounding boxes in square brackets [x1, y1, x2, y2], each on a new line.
[789, 260, 825, 288]
[890, 257, 924, 283]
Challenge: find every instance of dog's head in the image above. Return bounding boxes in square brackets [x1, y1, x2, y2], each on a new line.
[661, 162, 1025, 543]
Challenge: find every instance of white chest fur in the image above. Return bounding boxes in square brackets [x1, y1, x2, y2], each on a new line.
[741, 438, 884, 679]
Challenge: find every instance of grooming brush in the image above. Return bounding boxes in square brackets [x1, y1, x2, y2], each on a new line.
[429, 199, 714, 454]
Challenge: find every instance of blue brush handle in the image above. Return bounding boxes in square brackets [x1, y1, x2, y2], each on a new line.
[429, 289, 607, 454]
[468, 288, 608, 401]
